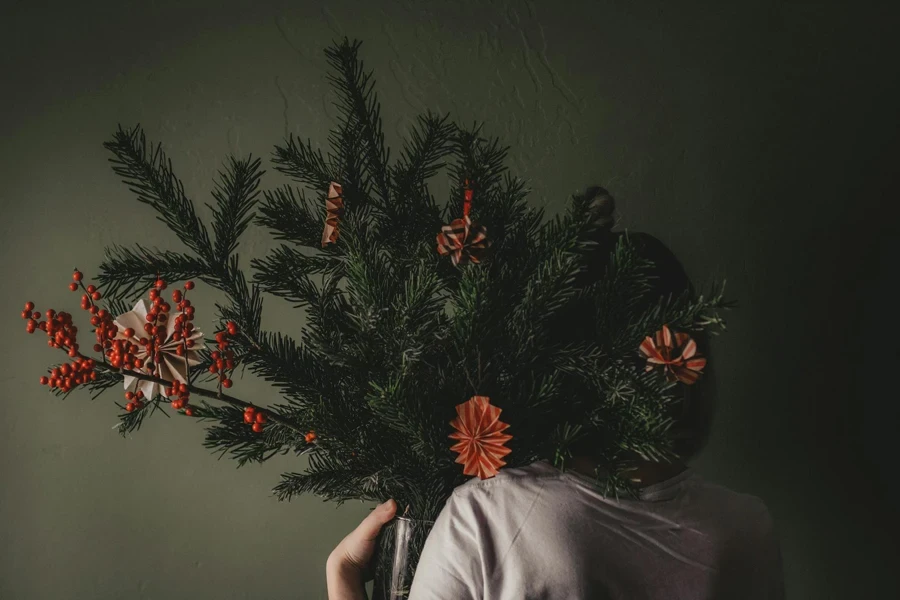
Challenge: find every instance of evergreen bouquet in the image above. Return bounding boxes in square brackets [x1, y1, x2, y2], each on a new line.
[17, 39, 730, 598]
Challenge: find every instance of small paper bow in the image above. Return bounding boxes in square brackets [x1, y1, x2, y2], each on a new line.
[114, 299, 205, 400]
[436, 216, 490, 266]
[449, 395, 512, 479]
[321, 182, 344, 247]
[639, 324, 706, 385]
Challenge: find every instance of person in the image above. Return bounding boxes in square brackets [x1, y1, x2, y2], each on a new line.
[327, 188, 785, 599]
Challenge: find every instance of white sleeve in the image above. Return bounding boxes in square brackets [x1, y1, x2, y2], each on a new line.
[408, 491, 483, 599]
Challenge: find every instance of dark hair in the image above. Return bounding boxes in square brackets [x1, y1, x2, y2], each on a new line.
[573, 186, 716, 461]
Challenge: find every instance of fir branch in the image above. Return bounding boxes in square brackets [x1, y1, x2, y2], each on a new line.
[256, 185, 326, 247]
[235, 330, 325, 407]
[271, 135, 333, 191]
[209, 156, 264, 263]
[104, 124, 213, 261]
[199, 403, 296, 466]
[392, 112, 455, 188]
[97, 244, 208, 300]
[324, 38, 391, 204]
[251, 245, 341, 306]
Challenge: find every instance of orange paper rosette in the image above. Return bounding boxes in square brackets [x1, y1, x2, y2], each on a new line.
[449, 395, 512, 479]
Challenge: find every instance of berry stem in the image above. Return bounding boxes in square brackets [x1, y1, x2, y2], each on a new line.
[80, 353, 303, 435]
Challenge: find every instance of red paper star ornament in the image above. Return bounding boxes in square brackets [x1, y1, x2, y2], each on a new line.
[436, 216, 490, 266]
[449, 395, 512, 479]
[639, 324, 707, 384]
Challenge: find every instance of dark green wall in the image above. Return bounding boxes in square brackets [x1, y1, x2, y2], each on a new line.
[1, 1, 896, 598]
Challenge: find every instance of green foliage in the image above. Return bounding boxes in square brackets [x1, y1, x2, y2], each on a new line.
[94, 38, 730, 529]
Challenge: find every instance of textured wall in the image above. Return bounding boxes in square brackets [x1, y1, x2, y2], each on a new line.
[1, 1, 897, 598]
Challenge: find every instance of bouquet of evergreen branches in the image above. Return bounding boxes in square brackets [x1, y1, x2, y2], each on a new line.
[18, 38, 730, 597]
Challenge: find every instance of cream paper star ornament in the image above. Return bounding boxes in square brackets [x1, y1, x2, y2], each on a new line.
[113, 299, 205, 400]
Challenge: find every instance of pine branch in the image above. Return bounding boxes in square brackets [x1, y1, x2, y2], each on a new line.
[97, 244, 208, 300]
[209, 156, 264, 263]
[104, 124, 213, 261]
[271, 135, 333, 191]
[251, 245, 341, 306]
[392, 112, 455, 189]
[256, 185, 327, 247]
[324, 38, 391, 204]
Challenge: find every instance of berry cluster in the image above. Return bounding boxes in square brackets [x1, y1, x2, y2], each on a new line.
[161, 279, 198, 414]
[210, 321, 238, 390]
[242, 405, 268, 433]
[21, 298, 99, 392]
[305, 430, 317, 444]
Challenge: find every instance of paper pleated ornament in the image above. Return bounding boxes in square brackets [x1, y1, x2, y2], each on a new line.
[113, 299, 205, 400]
[449, 395, 512, 479]
[639, 324, 706, 385]
[321, 182, 344, 247]
[436, 216, 490, 266]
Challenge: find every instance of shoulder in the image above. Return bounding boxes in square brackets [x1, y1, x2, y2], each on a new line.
[687, 476, 776, 536]
[451, 460, 562, 498]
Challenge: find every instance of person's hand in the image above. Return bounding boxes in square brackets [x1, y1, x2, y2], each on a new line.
[326, 499, 397, 599]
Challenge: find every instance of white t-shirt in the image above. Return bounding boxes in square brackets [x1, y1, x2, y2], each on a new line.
[408, 460, 784, 599]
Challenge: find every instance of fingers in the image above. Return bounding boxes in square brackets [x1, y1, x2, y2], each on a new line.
[354, 499, 397, 542]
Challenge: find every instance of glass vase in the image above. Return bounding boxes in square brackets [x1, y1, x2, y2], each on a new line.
[371, 516, 435, 600]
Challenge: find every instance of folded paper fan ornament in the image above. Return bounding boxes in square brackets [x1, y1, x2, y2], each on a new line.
[436, 216, 490, 266]
[639, 324, 706, 385]
[321, 182, 344, 247]
[113, 299, 205, 400]
[449, 395, 512, 479]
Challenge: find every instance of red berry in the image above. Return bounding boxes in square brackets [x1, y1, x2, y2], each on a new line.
[25, 301, 35, 312]
[244, 405, 256, 415]
[149, 289, 159, 301]
[252, 422, 264, 433]
[126, 402, 136, 412]
[209, 364, 218, 374]
[33, 311, 41, 320]
[305, 431, 317, 443]
[255, 412, 267, 424]
[91, 291, 101, 301]
[221, 378, 233, 389]
[155, 279, 166, 290]
[46, 309, 55, 319]
[172, 290, 182, 303]
[68, 282, 78, 291]
[226, 321, 238, 335]
[184, 281, 195, 290]
[39, 376, 49, 385]
[215, 332, 227, 343]
[184, 408, 194, 417]
[86, 285, 96, 294]
[243, 412, 255, 424]
[125, 391, 135, 400]
[73, 270, 83, 282]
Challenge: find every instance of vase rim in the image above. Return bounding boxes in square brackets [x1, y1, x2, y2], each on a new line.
[395, 516, 435, 524]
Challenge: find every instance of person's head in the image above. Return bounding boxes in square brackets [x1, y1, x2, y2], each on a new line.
[572, 186, 716, 462]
